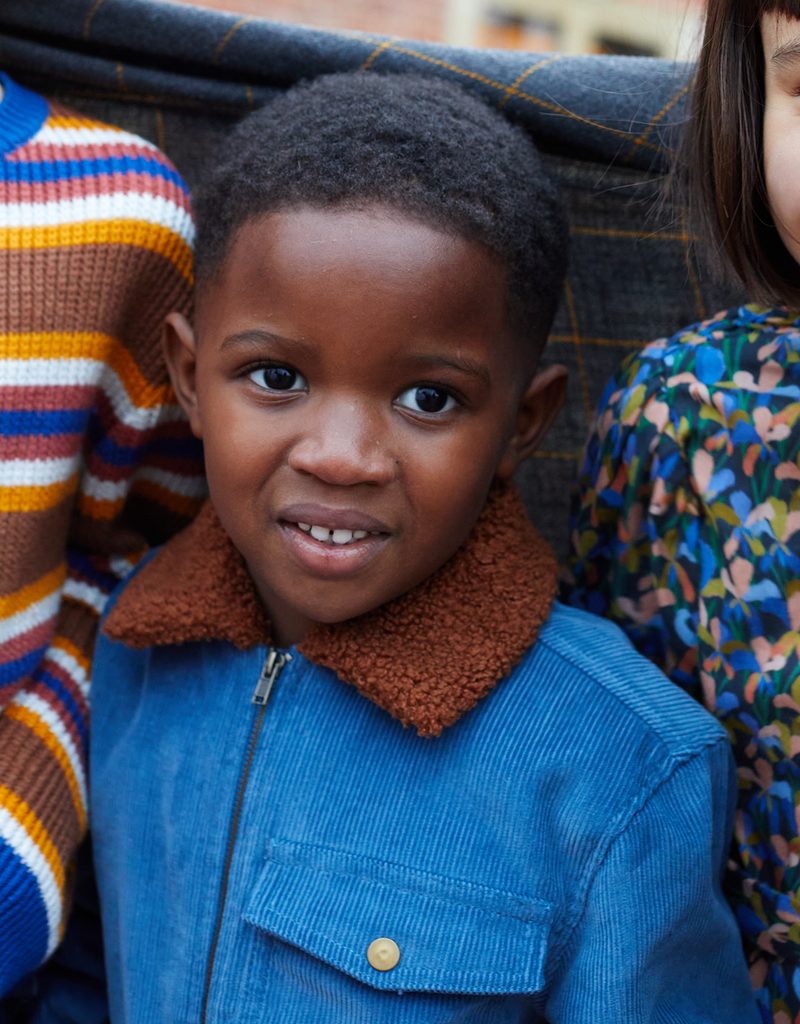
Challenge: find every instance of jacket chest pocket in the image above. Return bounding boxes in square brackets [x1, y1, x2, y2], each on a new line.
[243, 839, 552, 995]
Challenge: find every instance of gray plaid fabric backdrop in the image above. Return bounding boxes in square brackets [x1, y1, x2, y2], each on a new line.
[0, 0, 747, 560]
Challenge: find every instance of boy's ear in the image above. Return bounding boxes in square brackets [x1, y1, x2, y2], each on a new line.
[163, 312, 203, 440]
[496, 363, 568, 480]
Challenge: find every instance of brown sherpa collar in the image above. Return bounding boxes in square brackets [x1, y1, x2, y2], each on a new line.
[103, 482, 558, 737]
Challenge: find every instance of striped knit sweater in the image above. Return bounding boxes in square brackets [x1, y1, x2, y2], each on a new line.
[0, 71, 205, 992]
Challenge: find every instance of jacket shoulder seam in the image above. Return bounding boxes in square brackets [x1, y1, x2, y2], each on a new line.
[545, 733, 730, 978]
[535, 628, 722, 757]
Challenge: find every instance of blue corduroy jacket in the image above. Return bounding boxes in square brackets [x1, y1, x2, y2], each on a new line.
[85, 490, 758, 1024]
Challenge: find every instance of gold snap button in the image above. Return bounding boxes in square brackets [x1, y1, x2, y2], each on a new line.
[367, 937, 401, 971]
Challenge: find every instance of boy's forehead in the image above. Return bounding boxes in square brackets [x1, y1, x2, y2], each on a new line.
[196, 206, 514, 348]
[219, 206, 494, 285]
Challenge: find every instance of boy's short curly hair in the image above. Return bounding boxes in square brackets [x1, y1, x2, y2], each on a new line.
[194, 72, 568, 350]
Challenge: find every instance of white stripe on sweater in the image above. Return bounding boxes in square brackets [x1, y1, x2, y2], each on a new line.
[0, 193, 194, 246]
[79, 473, 129, 504]
[33, 125, 159, 151]
[45, 645, 90, 702]
[133, 465, 208, 498]
[0, 456, 77, 488]
[62, 578, 109, 618]
[81, 465, 207, 505]
[0, 588, 61, 647]
[0, 358, 104, 388]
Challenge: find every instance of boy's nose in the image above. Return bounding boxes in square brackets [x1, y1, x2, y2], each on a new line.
[287, 400, 395, 487]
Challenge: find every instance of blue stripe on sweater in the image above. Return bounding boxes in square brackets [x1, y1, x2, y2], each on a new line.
[92, 434, 203, 468]
[86, 413, 203, 467]
[66, 551, 121, 596]
[0, 646, 48, 689]
[0, 408, 89, 436]
[2, 153, 189, 194]
[0, 840, 49, 996]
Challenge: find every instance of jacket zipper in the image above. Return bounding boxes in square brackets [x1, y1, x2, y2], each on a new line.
[199, 647, 292, 1024]
[252, 648, 291, 705]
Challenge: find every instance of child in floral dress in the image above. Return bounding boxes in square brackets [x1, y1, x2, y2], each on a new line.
[566, 3, 800, 1021]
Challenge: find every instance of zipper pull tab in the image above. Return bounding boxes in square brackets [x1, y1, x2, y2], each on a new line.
[252, 647, 292, 706]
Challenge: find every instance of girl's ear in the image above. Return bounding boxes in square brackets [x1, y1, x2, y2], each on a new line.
[163, 312, 203, 440]
[495, 363, 568, 480]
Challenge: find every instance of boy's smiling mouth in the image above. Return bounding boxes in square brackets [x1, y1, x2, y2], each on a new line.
[278, 503, 392, 577]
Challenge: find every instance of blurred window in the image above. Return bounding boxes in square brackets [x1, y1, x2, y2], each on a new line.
[595, 35, 658, 55]
[477, 11, 558, 51]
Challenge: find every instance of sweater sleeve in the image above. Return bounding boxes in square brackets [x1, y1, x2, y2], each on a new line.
[544, 737, 759, 1024]
[0, 92, 205, 994]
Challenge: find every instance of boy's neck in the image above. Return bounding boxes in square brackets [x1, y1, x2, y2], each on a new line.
[263, 599, 317, 650]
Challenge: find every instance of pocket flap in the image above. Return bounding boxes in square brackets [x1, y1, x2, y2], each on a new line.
[243, 840, 552, 994]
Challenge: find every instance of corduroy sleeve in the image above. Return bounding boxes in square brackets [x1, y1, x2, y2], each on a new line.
[544, 737, 759, 1024]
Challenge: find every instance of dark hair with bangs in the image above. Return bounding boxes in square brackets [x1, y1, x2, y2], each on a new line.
[686, 0, 800, 304]
[193, 72, 568, 351]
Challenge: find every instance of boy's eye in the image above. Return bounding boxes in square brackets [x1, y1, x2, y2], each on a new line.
[248, 366, 307, 391]
[397, 386, 457, 414]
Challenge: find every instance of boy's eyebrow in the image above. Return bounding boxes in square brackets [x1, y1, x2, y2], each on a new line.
[411, 354, 492, 387]
[220, 329, 312, 353]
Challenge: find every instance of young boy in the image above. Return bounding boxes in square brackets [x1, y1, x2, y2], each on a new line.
[85, 73, 757, 1022]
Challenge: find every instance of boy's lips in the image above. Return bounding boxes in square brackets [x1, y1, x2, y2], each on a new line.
[278, 503, 391, 578]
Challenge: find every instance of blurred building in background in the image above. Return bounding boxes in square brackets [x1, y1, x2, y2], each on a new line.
[169, 0, 704, 60]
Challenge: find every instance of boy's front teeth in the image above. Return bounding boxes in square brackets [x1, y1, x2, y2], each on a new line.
[297, 523, 369, 545]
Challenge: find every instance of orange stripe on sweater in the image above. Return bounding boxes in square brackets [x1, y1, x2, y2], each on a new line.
[75, 492, 125, 521]
[50, 637, 91, 676]
[0, 332, 174, 410]
[0, 784, 65, 891]
[106, 342, 175, 409]
[0, 222, 192, 282]
[0, 564, 66, 617]
[44, 114, 120, 131]
[4, 705, 87, 833]
[0, 331, 113, 360]
[0, 474, 79, 514]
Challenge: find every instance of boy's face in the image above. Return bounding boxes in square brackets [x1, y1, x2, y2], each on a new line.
[165, 206, 565, 646]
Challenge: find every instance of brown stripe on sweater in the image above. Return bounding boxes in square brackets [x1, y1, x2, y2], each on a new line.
[0, 499, 73, 594]
[54, 596, 103, 662]
[0, 715, 82, 861]
[0, 245, 190, 382]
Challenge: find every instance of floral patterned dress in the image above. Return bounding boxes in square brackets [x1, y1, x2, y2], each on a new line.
[565, 305, 800, 1024]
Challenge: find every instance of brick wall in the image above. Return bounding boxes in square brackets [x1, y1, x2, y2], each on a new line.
[173, 0, 448, 42]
